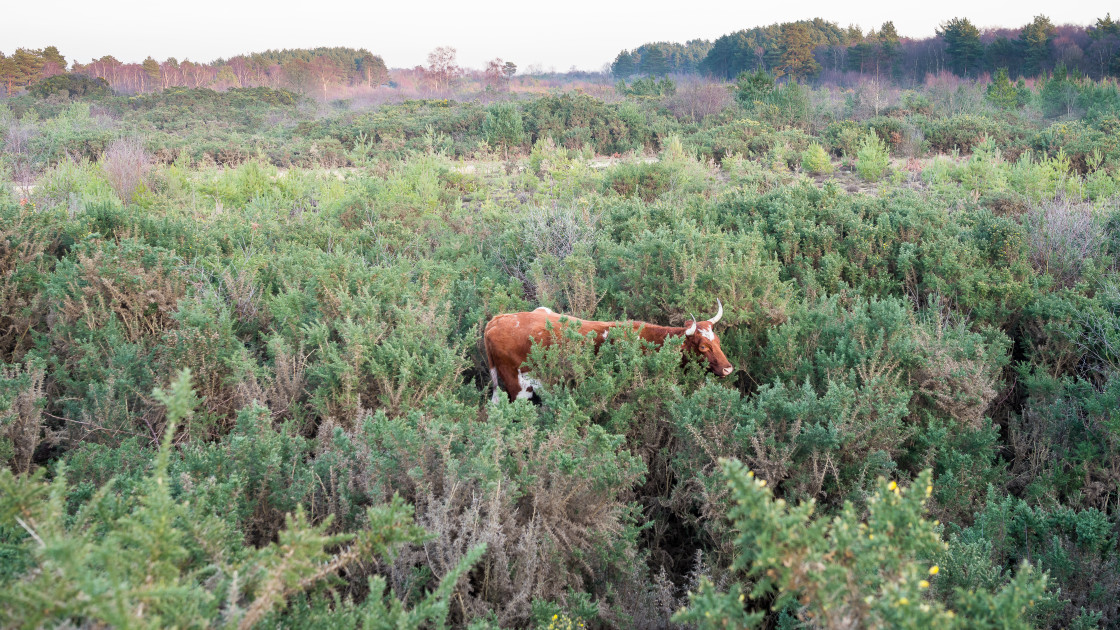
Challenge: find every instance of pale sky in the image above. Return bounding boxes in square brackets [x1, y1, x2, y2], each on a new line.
[1, 1, 1115, 71]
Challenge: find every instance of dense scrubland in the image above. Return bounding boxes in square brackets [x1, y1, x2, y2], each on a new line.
[4, 29, 1120, 629]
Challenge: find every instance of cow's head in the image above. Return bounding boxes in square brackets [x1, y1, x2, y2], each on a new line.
[683, 299, 734, 377]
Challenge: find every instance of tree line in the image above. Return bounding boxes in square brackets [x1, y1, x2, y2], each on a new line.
[0, 45, 527, 99]
[0, 47, 389, 97]
[613, 14, 1120, 82]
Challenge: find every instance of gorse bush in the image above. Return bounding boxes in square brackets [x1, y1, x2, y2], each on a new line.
[0, 370, 484, 629]
[675, 463, 1050, 629]
[2, 80, 1120, 627]
[616, 76, 677, 97]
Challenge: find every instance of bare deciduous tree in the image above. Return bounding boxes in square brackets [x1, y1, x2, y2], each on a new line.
[484, 58, 508, 91]
[665, 81, 733, 122]
[426, 46, 461, 93]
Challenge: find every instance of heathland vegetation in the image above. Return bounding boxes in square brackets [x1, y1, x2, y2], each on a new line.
[3, 13, 1120, 629]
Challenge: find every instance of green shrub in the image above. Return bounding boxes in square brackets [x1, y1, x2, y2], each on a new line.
[0, 370, 483, 629]
[856, 133, 891, 181]
[1032, 120, 1119, 174]
[941, 486, 1120, 627]
[28, 74, 112, 99]
[688, 118, 775, 162]
[617, 76, 677, 97]
[482, 102, 525, 157]
[6, 84, 1120, 628]
[522, 93, 645, 154]
[600, 161, 673, 202]
[800, 142, 833, 174]
[986, 68, 1032, 110]
[868, 115, 905, 148]
[1039, 65, 1081, 118]
[918, 114, 1030, 154]
[674, 463, 1050, 629]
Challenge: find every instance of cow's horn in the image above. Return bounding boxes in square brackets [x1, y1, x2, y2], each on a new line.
[685, 313, 697, 336]
[707, 298, 723, 325]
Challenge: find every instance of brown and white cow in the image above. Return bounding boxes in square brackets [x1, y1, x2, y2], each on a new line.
[483, 301, 733, 402]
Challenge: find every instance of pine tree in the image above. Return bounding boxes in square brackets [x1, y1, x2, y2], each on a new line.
[357, 52, 387, 87]
[42, 46, 66, 69]
[611, 50, 637, 78]
[11, 49, 45, 90]
[938, 17, 984, 77]
[0, 53, 16, 94]
[778, 22, 820, 79]
[879, 21, 901, 77]
[986, 67, 1030, 109]
[638, 46, 668, 77]
[1088, 14, 1120, 78]
[1019, 15, 1055, 76]
[141, 57, 161, 91]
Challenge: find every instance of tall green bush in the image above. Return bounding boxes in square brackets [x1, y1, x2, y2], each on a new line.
[675, 463, 1050, 629]
[482, 102, 524, 157]
[856, 133, 891, 181]
[0, 370, 483, 629]
[800, 142, 833, 174]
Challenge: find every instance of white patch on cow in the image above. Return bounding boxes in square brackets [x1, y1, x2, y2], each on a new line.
[601, 328, 609, 340]
[514, 320, 519, 327]
[489, 368, 502, 403]
[535, 306, 553, 313]
[700, 328, 715, 341]
[516, 372, 541, 400]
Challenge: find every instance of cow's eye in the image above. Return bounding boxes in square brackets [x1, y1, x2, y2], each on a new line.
[700, 345, 710, 352]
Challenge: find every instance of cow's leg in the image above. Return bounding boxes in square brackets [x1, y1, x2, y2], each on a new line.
[489, 367, 503, 404]
[494, 364, 521, 403]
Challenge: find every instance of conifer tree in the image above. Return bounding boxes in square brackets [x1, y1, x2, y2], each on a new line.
[1020, 15, 1055, 75]
[639, 46, 668, 76]
[879, 21, 901, 77]
[778, 22, 820, 79]
[938, 18, 984, 77]
[985, 67, 1030, 109]
[611, 50, 637, 78]
[141, 57, 161, 91]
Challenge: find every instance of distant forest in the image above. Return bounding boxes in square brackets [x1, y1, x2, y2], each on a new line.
[614, 14, 1120, 81]
[2, 14, 1120, 99]
[0, 47, 390, 97]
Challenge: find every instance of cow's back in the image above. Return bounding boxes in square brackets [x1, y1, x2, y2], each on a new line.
[484, 310, 612, 401]
[484, 310, 602, 357]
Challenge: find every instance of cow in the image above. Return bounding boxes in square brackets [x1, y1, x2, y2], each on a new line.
[483, 301, 733, 403]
